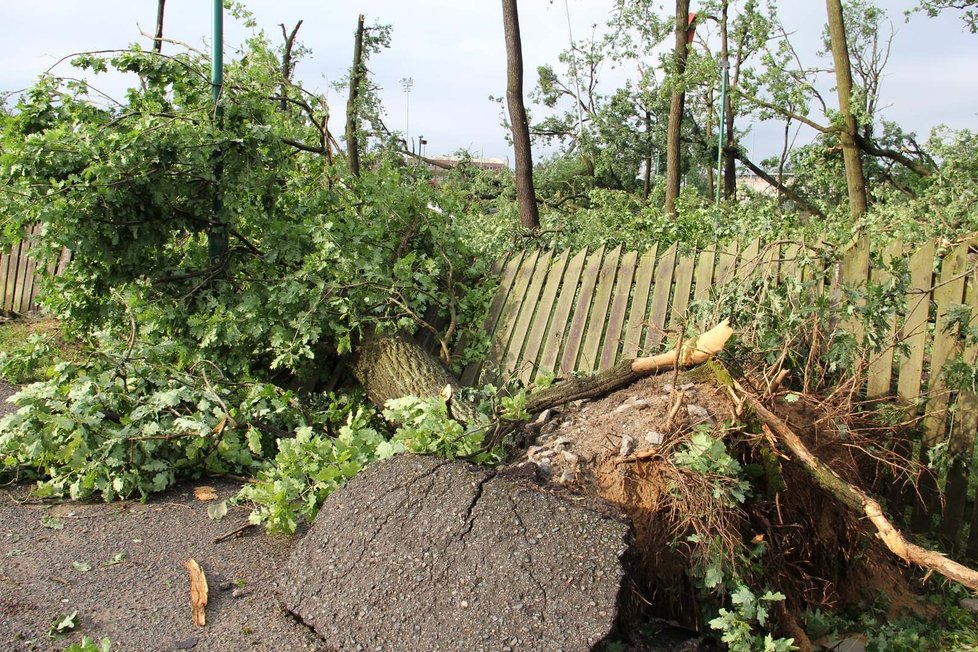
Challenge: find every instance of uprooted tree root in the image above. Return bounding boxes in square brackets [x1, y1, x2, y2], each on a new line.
[521, 366, 953, 649]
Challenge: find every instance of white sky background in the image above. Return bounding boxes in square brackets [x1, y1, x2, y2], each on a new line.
[0, 1, 976, 166]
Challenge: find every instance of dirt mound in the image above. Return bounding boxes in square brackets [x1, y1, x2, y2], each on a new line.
[511, 370, 926, 642]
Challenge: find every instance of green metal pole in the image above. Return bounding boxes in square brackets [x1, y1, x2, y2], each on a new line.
[715, 58, 728, 206]
[208, 0, 227, 262]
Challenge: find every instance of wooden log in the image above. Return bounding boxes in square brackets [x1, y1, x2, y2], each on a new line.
[527, 320, 732, 414]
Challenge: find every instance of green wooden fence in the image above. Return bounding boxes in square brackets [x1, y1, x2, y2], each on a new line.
[464, 237, 978, 557]
[0, 225, 70, 315]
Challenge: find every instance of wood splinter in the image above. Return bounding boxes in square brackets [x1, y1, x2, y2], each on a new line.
[184, 558, 209, 627]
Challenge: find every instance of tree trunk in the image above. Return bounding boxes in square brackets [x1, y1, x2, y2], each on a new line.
[664, 0, 691, 216]
[501, 0, 541, 231]
[346, 15, 365, 177]
[350, 332, 481, 425]
[825, 0, 868, 218]
[153, 0, 165, 53]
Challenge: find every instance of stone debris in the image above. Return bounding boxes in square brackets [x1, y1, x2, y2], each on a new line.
[280, 454, 631, 652]
[619, 434, 638, 457]
[645, 431, 665, 446]
[686, 404, 714, 426]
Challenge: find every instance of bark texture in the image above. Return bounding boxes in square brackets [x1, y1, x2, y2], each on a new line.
[826, 0, 868, 218]
[664, 0, 692, 216]
[350, 332, 480, 424]
[501, 0, 541, 230]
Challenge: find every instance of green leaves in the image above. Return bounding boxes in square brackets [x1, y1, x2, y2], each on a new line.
[708, 586, 793, 652]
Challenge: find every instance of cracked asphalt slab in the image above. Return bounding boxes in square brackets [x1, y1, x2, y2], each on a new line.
[282, 454, 632, 652]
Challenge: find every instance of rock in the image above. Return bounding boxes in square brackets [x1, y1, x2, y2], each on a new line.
[960, 597, 978, 615]
[561, 451, 579, 465]
[533, 409, 554, 425]
[686, 404, 713, 426]
[553, 436, 574, 449]
[231, 587, 252, 599]
[534, 458, 553, 481]
[280, 454, 631, 652]
[645, 431, 665, 446]
[558, 470, 576, 485]
[620, 434, 637, 457]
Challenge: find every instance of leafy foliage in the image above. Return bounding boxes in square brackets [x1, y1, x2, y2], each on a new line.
[709, 586, 795, 652]
[0, 335, 304, 500]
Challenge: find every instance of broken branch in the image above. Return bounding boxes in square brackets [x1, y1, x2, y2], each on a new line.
[738, 382, 978, 593]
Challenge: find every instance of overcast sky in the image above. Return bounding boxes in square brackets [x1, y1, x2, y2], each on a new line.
[1, 1, 976, 165]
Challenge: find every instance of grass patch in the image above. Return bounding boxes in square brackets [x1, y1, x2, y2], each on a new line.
[0, 316, 79, 384]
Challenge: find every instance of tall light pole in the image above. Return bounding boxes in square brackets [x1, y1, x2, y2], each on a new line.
[400, 77, 414, 153]
[208, 0, 226, 262]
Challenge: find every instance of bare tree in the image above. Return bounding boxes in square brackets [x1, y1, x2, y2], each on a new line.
[346, 15, 365, 177]
[279, 21, 303, 113]
[826, 0, 868, 218]
[664, 0, 691, 216]
[501, 0, 541, 230]
[153, 0, 165, 54]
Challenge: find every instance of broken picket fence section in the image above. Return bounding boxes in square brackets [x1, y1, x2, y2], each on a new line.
[0, 224, 71, 315]
[6, 227, 978, 558]
[464, 237, 978, 558]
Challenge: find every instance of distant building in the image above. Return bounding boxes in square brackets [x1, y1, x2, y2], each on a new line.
[737, 172, 793, 196]
[423, 155, 508, 176]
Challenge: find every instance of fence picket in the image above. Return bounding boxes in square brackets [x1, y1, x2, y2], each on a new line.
[461, 251, 526, 385]
[715, 240, 739, 288]
[840, 235, 872, 344]
[0, 252, 10, 313]
[518, 250, 571, 384]
[501, 251, 553, 379]
[643, 243, 678, 352]
[10, 242, 28, 314]
[559, 247, 604, 374]
[912, 243, 969, 531]
[579, 246, 622, 372]
[537, 249, 588, 377]
[736, 238, 761, 282]
[944, 264, 978, 552]
[668, 249, 696, 331]
[780, 243, 800, 284]
[866, 239, 904, 399]
[693, 243, 716, 305]
[621, 246, 657, 360]
[599, 249, 637, 371]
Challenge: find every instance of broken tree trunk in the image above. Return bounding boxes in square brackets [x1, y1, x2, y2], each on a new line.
[350, 322, 731, 430]
[739, 383, 978, 593]
[345, 14, 365, 177]
[349, 332, 480, 424]
[528, 321, 733, 413]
